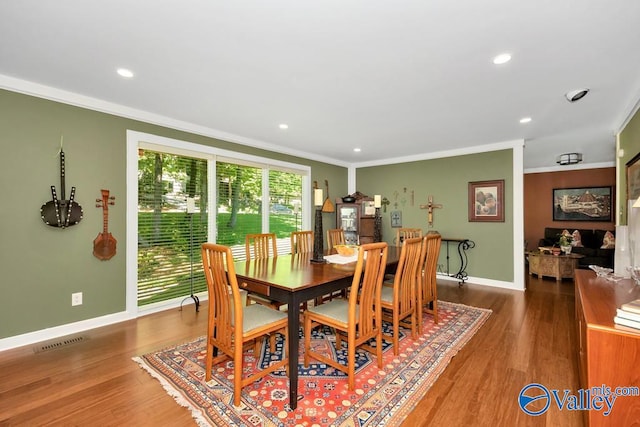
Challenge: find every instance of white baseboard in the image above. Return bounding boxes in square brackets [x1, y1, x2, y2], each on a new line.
[0, 311, 134, 352]
[437, 273, 525, 291]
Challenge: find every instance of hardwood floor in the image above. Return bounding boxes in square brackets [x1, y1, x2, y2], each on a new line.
[0, 272, 582, 426]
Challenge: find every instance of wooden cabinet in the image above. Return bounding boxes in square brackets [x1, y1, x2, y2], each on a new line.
[527, 252, 582, 281]
[336, 200, 376, 244]
[575, 270, 640, 426]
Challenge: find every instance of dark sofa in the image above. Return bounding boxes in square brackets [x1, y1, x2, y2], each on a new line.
[538, 227, 615, 269]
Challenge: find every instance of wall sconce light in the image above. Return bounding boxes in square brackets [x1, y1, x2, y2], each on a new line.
[556, 153, 583, 165]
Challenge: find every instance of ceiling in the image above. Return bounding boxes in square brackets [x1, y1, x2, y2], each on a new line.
[2, 1, 640, 170]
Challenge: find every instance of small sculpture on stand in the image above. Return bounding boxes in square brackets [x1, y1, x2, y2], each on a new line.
[181, 197, 200, 312]
[373, 194, 382, 242]
[311, 188, 325, 263]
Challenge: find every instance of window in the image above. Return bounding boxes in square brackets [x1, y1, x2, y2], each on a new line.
[128, 131, 311, 312]
[216, 162, 305, 259]
[137, 149, 208, 306]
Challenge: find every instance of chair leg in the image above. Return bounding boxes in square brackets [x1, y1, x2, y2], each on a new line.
[347, 333, 356, 390]
[303, 314, 311, 367]
[416, 286, 423, 335]
[393, 312, 399, 356]
[233, 340, 243, 406]
[410, 310, 417, 339]
[282, 328, 289, 377]
[205, 341, 213, 381]
[375, 329, 383, 368]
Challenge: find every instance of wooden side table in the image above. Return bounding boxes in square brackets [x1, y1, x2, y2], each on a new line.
[527, 251, 584, 281]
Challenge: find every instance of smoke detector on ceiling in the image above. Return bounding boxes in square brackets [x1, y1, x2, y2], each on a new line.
[565, 88, 590, 103]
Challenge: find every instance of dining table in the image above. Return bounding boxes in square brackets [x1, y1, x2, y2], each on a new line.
[234, 245, 401, 410]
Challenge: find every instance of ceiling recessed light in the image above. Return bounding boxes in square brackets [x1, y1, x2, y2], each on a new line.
[493, 53, 511, 65]
[353, 148, 361, 152]
[519, 117, 532, 124]
[279, 124, 288, 129]
[117, 68, 134, 78]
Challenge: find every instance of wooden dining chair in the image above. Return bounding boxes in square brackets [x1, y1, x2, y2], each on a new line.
[310, 228, 347, 304]
[290, 230, 314, 254]
[303, 242, 388, 390]
[245, 232, 309, 311]
[419, 232, 442, 332]
[201, 243, 288, 406]
[244, 233, 281, 308]
[380, 236, 422, 354]
[395, 228, 423, 247]
[245, 232, 278, 260]
[326, 228, 345, 250]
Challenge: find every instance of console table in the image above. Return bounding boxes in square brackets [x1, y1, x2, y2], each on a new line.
[439, 238, 475, 285]
[527, 251, 583, 282]
[575, 270, 640, 426]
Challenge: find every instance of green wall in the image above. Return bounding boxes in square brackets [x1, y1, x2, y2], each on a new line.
[0, 88, 515, 343]
[357, 150, 514, 281]
[618, 108, 640, 224]
[0, 89, 344, 339]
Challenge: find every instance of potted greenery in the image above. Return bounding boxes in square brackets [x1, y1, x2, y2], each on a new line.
[557, 233, 573, 255]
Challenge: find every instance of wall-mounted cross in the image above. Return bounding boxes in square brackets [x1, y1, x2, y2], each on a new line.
[420, 195, 443, 227]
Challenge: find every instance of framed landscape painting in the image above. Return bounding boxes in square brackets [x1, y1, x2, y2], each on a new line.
[552, 186, 612, 221]
[468, 180, 504, 222]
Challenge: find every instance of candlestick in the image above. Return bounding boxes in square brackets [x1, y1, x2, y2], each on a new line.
[314, 188, 323, 206]
[374, 207, 382, 242]
[186, 197, 196, 213]
[311, 207, 325, 263]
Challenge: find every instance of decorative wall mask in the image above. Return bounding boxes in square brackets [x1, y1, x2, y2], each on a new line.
[40, 146, 83, 228]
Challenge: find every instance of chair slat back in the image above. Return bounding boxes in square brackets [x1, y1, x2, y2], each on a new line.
[245, 233, 277, 260]
[201, 243, 242, 348]
[393, 236, 423, 312]
[291, 230, 314, 254]
[422, 233, 442, 301]
[396, 228, 423, 247]
[349, 242, 388, 337]
[327, 228, 345, 249]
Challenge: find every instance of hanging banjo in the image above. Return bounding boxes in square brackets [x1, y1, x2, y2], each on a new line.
[40, 149, 83, 228]
[93, 189, 117, 260]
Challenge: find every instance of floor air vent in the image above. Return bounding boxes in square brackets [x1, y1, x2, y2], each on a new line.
[33, 335, 88, 353]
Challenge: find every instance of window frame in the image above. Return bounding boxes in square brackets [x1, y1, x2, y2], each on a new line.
[126, 130, 312, 316]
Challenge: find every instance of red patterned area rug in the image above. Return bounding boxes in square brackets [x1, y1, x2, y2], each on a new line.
[133, 301, 491, 426]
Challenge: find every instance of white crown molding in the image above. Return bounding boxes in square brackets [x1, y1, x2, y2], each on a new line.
[615, 84, 640, 134]
[0, 74, 531, 171]
[352, 139, 525, 168]
[524, 161, 615, 174]
[0, 74, 351, 168]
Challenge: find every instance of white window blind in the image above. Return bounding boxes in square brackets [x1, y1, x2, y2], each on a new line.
[137, 149, 208, 306]
[216, 163, 305, 260]
[133, 133, 309, 308]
